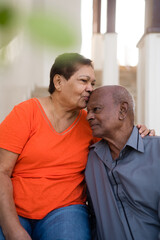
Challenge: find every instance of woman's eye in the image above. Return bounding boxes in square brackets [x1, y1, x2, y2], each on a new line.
[81, 79, 87, 83]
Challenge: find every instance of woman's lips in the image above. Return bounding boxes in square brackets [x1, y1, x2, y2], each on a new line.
[83, 96, 89, 102]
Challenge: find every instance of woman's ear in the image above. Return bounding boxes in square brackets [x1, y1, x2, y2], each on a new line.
[118, 102, 128, 120]
[53, 74, 62, 91]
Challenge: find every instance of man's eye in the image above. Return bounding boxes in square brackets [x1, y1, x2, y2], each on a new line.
[94, 107, 101, 112]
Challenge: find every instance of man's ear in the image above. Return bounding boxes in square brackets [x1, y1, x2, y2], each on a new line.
[53, 74, 63, 91]
[118, 102, 128, 120]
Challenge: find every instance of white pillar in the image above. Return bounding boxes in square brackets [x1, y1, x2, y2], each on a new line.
[102, 33, 119, 85]
[92, 33, 104, 71]
[137, 33, 160, 135]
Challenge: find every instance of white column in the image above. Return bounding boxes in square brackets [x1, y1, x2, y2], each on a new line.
[102, 33, 119, 85]
[91, 33, 104, 71]
[137, 33, 160, 135]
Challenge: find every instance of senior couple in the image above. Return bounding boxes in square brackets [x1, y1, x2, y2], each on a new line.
[0, 53, 159, 240]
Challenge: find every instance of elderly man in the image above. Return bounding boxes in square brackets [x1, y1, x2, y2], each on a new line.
[85, 85, 160, 240]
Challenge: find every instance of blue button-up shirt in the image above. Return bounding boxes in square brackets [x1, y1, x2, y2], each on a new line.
[85, 126, 160, 240]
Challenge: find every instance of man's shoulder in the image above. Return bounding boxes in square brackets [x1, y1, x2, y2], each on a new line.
[142, 135, 160, 153]
[143, 135, 160, 144]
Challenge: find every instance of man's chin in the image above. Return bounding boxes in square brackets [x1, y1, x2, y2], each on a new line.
[92, 130, 101, 138]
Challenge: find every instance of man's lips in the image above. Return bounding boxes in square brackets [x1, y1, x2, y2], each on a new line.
[89, 123, 99, 129]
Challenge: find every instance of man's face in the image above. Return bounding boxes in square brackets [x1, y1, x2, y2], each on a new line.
[87, 89, 120, 138]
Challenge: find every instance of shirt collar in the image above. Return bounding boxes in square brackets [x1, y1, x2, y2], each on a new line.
[90, 139, 109, 163]
[90, 126, 144, 159]
[125, 126, 144, 153]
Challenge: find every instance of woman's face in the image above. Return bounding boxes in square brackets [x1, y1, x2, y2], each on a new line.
[59, 65, 96, 110]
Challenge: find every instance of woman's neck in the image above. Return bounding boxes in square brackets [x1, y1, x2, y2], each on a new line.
[39, 95, 80, 133]
[49, 94, 79, 120]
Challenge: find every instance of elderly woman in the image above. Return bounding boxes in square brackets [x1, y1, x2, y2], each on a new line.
[0, 53, 153, 240]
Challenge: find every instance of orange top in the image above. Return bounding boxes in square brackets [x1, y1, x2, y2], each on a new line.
[0, 98, 98, 219]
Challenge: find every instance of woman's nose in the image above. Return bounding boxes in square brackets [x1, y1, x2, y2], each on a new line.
[86, 82, 93, 92]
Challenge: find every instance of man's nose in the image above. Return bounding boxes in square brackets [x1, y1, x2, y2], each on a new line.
[87, 111, 94, 121]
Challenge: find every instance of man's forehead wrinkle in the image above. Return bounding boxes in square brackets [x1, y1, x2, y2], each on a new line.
[88, 91, 105, 107]
[87, 101, 104, 111]
[92, 90, 111, 102]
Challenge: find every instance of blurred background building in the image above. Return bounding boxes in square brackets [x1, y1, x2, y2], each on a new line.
[0, 0, 160, 134]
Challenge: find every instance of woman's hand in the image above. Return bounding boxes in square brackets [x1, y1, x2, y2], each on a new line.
[137, 124, 155, 138]
[5, 227, 32, 240]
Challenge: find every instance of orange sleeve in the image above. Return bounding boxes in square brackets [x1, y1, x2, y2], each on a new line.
[0, 100, 33, 154]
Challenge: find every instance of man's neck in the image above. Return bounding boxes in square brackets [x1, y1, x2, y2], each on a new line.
[104, 125, 133, 160]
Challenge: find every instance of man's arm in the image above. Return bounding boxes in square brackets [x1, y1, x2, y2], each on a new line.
[0, 148, 31, 240]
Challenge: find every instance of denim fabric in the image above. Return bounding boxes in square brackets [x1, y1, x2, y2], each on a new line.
[0, 204, 91, 240]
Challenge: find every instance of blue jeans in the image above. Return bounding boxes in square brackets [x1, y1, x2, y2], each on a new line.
[0, 204, 91, 240]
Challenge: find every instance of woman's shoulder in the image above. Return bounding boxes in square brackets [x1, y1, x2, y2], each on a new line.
[14, 98, 41, 112]
[8, 98, 41, 123]
[14, 98, 36, 108]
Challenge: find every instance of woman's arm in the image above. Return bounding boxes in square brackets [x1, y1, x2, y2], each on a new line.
[0, 148, 31, 240]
